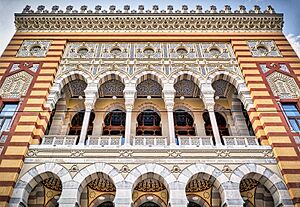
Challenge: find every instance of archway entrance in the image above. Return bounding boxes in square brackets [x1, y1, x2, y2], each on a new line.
[132, 173, 168, 207]
[186, 173, 221, 207]
[28, 174, 62, 207]
[80, 172, 116, 207]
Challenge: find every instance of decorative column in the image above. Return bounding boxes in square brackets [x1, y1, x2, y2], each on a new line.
[123, 84, 136, 146]
[201, 83, 222, 145]
[163, 83, 176, 145]
[78, 83, 98, 145]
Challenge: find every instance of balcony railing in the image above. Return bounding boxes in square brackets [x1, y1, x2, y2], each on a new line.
[133, 136, 167, 146]
[41, 135, 78, 145]
[177, 136, 213, 146]
[40, 135, 260, 147]
[86, 136, 124, 146]
[223, 136, 259, 146]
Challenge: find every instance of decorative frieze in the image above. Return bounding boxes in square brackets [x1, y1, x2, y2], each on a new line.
[247, 40, 281, 57]
[16, 40, 51, 57]
[15, 5, 283, 32]
[58, 42, 242, 80]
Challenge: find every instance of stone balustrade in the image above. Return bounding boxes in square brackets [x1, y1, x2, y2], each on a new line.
[40, 135, 260, 147]
[132, 136, 167, 146]
[86, 136, 124, 146]
[223, 136, 259, 146]
[41, 135, 78, 145]
[177, 136, 213, 146]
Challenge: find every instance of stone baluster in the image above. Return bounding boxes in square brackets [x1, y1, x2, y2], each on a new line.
[78, 83, 98, 145]
[123, 84, 136, 146]
[201, 83, 222, 145]
[163, 83, 176, 145]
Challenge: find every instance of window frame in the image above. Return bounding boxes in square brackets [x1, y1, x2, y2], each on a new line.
[280, 102, 300, 132]
[0, 102, 19, 132]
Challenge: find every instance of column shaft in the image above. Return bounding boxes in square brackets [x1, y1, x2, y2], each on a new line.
[79, 110, 92, 144]
[124, 108, 132, 145]
[208, 110, 222, 145]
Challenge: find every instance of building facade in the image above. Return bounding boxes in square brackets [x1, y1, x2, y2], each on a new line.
[0, 4, 299, 207]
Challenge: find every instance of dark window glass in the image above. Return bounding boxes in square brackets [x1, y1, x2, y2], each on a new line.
[103, 109, 126, 136]
[282, 103, 300, 131]
[136, 110, 161, 136]
[0, 103, 18, 131]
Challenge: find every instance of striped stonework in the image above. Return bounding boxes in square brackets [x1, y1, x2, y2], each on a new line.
[0, 34, 66, 206]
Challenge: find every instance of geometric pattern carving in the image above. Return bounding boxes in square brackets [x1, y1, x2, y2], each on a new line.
[58, 42, 242, 80]
[134, 178, 166, 192]
[137, 79, 162, 97]
[0, 71, 33, 98]
[266, 71, 300, 99]
[186, 179, 213, 192]
[174, 80, 200, 97]
[16, 40, 51, 57]
[99, 79, 125, 97]
[42, 177, 62, 191]
[247, 40, 281, 57]
[212, 80, 236, 98]
[62, 79, 87, 98]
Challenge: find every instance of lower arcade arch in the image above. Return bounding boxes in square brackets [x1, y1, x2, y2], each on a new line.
[132, 173, 169, 207]
[239, 177, 274, 207]
[27, 173, 62, 207]
[185, 173, 221, 207]
[80, 172, 116, 207]
[231, 164, 294, 207]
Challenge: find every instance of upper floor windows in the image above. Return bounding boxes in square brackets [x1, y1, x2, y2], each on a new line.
[282, 103, 300, 132]
[0, 103, 18, 132]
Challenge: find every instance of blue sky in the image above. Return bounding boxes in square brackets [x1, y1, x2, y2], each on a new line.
[0, 0, 300, 56]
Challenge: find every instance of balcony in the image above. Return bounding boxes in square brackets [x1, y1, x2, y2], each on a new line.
[40, 135, 260, 148]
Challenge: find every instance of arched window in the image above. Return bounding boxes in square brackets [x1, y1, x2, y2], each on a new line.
[102, 109, 126, 136]
[136, 110, 161, 136]
[174, 110, 195, 136]
[69, 110, 95, 136]
[203, 112, 229, 138]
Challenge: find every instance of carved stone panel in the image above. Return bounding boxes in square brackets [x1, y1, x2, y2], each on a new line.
[0, 71, 33, 98]
[16, 40, 51, 57]
[266, 71, 300, 99]
[247, 40, 281, 57]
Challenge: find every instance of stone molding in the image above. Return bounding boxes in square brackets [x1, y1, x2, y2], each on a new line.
[15, 5, 283, 32]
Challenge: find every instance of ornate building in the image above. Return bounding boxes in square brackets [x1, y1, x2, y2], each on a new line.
[0, 4, 299, 207]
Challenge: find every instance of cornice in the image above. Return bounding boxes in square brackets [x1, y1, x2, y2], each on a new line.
[14, 5, 284, 32]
